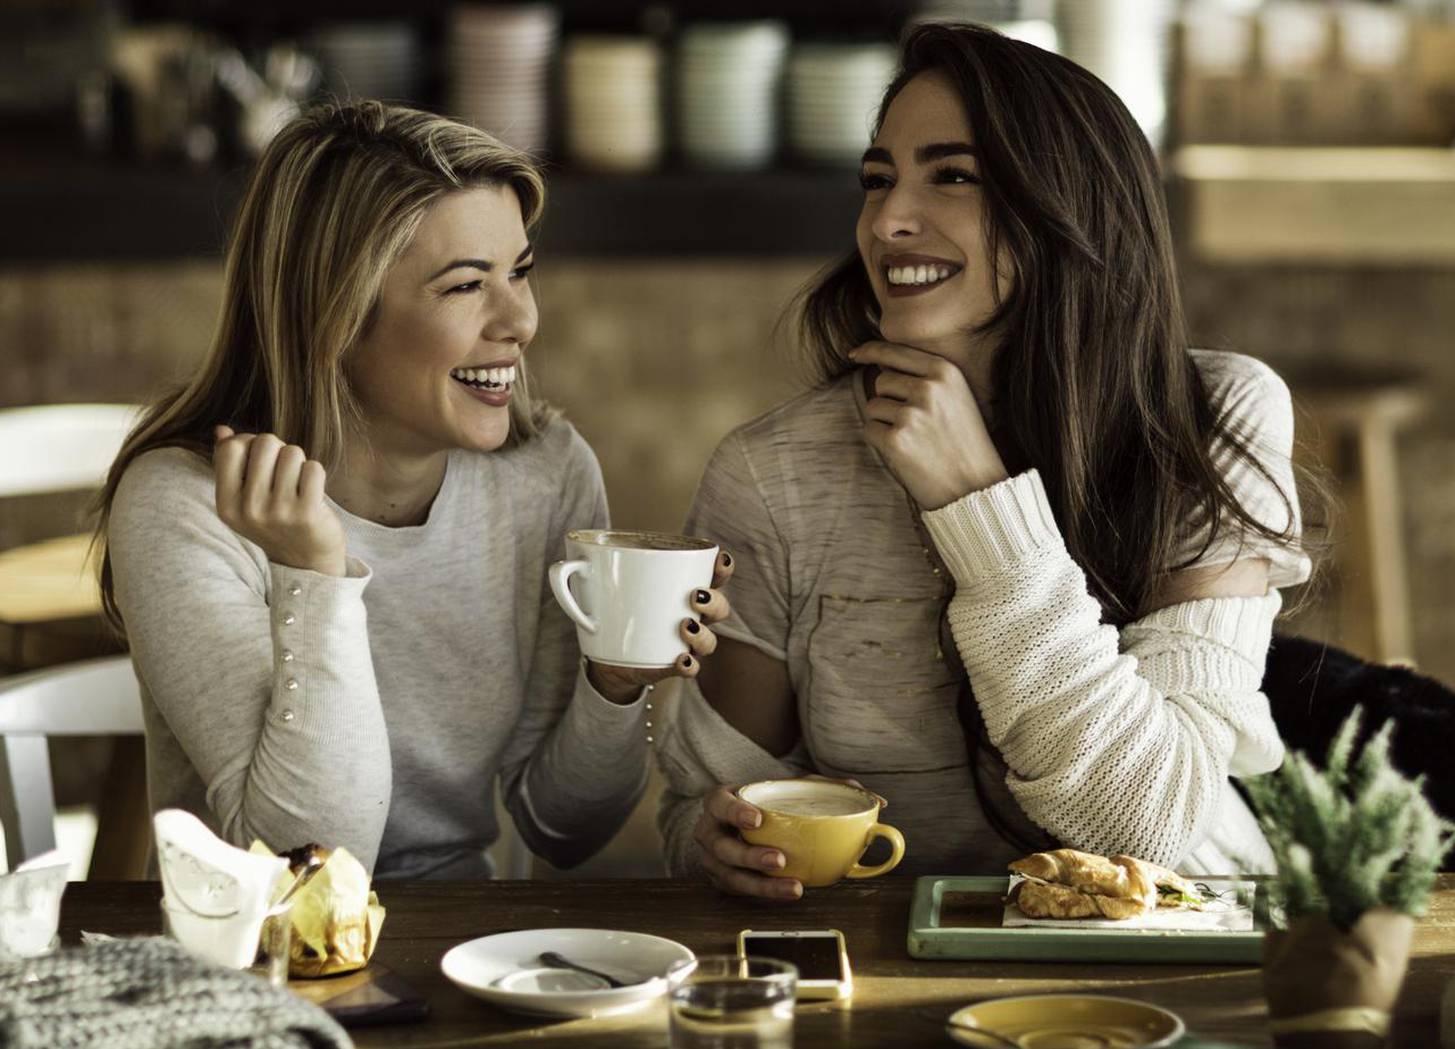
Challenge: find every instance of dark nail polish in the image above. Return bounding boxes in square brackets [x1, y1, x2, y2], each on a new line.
[682, 655, 694, 668]
[686, 619, 700, 634]
[695, 590, 710, 605]
[722, 553, 732, 567]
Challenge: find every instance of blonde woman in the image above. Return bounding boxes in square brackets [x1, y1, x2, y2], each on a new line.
[95, 102, 731, 878]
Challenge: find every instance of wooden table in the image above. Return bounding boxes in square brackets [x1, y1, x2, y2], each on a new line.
[58, 876, 1455, 1047]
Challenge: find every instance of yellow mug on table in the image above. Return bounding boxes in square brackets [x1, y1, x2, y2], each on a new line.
[735, 779, 905, 888]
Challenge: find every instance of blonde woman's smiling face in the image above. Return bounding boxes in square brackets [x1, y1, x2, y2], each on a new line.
[856, 72, 999, 353]
[348, 185, 537, 459]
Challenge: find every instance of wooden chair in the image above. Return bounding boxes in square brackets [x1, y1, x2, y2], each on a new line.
[1287, 367, 1426, 666]
[0, 656, 142, 872]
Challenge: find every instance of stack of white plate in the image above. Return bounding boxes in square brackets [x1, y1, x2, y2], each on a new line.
[910, 0, 1055, 21]
[1058, 0, 1177, 147]
[562, 36, 663, 172]
[446, 4, 558, 154]
[785, 43, 897, 167]
[309, 22, 423, 102]
[677, 21, 790, 170]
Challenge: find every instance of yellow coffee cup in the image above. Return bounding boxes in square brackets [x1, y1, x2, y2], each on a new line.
[736, 779, 906, 888]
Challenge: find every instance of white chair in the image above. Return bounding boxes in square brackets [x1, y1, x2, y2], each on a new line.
[0, 656, 143, 871]
[0, 403, 141, 498]
[490, 785, 535, 880]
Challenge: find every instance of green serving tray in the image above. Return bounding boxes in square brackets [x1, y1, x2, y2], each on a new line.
[907, 876, 1266, 965]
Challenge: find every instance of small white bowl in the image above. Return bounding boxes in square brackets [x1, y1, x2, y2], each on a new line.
[441, 928, 694, 1019]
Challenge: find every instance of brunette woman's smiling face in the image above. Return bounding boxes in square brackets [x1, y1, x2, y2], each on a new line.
[856, 71, 999, 357]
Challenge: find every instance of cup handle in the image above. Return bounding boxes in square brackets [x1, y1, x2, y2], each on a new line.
[549, 559, 598, 635]
[847, 823, 905, 879]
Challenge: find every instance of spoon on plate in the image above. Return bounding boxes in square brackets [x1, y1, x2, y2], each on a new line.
[537, 951, 639, 989]
[944, 1018, 1026, 1049]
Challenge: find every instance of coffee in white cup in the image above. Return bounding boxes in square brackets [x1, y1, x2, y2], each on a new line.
[549, 529, 719, 669]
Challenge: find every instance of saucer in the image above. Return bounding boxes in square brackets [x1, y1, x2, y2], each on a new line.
[441, 928, 694, 1018]
[947, 994, 1184, 1049]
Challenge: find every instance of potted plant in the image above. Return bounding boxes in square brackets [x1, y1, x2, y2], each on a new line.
[1244, 708, 1454, 1048]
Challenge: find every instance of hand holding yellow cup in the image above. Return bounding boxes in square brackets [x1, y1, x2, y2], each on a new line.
[735, 779, 905, 888]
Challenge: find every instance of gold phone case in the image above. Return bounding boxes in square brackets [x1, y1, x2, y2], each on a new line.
[737, 929, 852, 1000]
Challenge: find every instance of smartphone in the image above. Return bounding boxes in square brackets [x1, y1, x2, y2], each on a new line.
[737, 929, 852, 1000]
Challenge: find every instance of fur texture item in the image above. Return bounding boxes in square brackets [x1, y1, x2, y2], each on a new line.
[1262, 636, 1455, 821]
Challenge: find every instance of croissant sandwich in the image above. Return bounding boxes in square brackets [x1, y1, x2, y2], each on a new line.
[1008, 848, 1204, 921]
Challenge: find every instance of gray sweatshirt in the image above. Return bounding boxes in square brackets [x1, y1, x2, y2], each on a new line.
[109, 420, 648, 878]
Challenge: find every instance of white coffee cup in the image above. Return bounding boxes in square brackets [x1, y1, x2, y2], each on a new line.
[549, 529, 719, 669]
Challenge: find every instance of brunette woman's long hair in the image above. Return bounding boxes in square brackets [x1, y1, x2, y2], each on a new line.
[796, 23, 1319, 851]
[801, 22, 1308, 626]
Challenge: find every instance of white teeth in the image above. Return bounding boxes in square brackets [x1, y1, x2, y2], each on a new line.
[887, 264, 957, 287]
[451, 364, 518, 388]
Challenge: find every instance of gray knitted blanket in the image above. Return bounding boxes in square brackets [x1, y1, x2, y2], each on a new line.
[0, 937, 353, 1049]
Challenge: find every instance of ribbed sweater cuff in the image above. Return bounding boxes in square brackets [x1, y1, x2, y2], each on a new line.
[920, 469, 1063, 585]
[1128, 591, 1282, 655]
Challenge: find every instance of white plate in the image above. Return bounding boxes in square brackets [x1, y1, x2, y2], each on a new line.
[441, 928, 694, 1019]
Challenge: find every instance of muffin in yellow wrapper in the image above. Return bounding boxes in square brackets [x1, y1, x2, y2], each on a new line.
[249, 841, 386, 977]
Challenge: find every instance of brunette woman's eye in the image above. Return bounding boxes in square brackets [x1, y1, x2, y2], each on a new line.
[511, 262, 535, 280]
[858, 171, 893, 192]
[933, 166, 981, 186]
[446, 280, 482, 294]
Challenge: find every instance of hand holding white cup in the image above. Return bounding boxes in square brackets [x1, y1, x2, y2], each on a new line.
[549, 529, 733, 701]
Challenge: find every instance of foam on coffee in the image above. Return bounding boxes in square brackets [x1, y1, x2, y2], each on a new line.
[758, 792, 870, 817]
[567, 529, 714, 552]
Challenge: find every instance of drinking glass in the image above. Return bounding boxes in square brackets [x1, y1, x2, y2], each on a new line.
[668, 954, 797, 1049]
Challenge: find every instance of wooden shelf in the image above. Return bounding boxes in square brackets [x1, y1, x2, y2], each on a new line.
[0, 156, 864, 262]
[1172, 146, 1455, 265]
[14, 145, 1455, 265]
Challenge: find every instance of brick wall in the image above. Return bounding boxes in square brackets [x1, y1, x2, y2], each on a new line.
[3, 255, 1451, 877]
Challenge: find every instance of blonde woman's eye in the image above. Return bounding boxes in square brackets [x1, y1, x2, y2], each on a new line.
[511, 263, 535, 280]
[447, 280, 482, 294]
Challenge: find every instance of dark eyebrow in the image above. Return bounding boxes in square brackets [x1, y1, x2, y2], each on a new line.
[918, 142, 978, 163]
[426, 244, 534, 282]
[860, 142, 979, 167]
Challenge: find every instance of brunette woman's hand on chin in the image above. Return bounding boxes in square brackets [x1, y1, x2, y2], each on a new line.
[212, 425, 348, 577]
[586, 551, 735, 704]
[849, 342, 1010, 509]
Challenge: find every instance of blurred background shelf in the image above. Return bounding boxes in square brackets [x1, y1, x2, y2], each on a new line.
[0, 158, 863, 261]
[1173, 146, 1455, 265]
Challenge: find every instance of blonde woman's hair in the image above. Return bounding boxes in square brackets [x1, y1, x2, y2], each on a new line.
[94, 101, 552, 630]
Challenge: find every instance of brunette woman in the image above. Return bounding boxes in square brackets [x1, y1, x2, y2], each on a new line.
[658, 24, 1309, 897]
